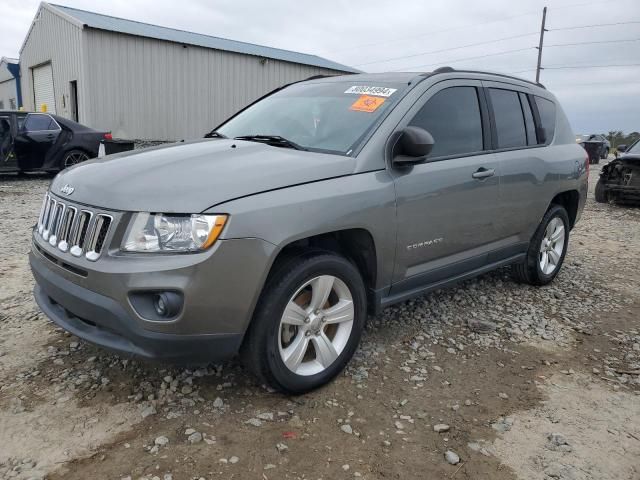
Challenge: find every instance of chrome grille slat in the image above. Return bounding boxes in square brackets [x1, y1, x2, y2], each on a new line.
[35, 193, 113, 262]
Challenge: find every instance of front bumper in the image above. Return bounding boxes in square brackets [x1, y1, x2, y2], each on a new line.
[30, 234, 276, 364]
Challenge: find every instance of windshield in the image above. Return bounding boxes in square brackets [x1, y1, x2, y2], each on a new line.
[216, 81, 408, 155]
[628, 139, 640, 154]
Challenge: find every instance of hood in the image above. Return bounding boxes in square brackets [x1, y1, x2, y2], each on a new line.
[50, 139, 356, 212]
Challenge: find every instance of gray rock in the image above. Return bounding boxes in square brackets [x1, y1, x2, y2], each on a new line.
[154, 436, 169, 446]
[467, 318, 497, 334]
[213, 397, 224, 408]
[433, 424, 450, 433]
[246, 418, 263, 427]
[188, 432, 203, 444]
[445, 450, 460, 465]
[341, 424, 353, 434]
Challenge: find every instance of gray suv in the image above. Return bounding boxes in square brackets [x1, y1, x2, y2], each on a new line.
[30, 68, 588, 394]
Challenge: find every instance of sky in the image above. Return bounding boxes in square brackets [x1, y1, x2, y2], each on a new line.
[1, 0, 639, 134]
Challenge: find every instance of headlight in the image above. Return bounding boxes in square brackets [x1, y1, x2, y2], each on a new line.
[122, 213, 228, 252]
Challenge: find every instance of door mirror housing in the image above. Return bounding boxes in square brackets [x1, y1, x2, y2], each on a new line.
[617, 144, 627, 152]
[393, 126, 434, 166]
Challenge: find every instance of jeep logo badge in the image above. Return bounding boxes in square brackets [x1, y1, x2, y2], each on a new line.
[60, 184, 75, 195]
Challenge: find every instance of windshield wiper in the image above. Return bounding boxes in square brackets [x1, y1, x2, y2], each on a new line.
[204, 130, 227, 139]
[234, 135, 307, 151]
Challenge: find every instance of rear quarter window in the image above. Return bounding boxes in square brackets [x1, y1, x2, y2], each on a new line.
[534, 96, 556, 144]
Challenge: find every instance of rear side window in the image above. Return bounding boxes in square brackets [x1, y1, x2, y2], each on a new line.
[409, 86, 483, 158]
[534, 96, 556, 144]
[489, 88, 526, 149]
[519, 93, 537, 146]
[24, 114, 57, 132]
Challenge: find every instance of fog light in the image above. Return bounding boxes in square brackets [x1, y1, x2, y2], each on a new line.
[154, 294, 168, 316]
[152, 292, 181, 318]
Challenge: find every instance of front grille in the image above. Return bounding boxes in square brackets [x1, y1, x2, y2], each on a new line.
[35, 193, 114, 262]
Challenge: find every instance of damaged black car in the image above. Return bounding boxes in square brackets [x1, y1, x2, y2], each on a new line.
[595, 139, 640, 205]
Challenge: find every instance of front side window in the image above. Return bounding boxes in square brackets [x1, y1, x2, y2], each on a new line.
[23, 114, 58, 132]
[489, 88, 527, 149]
[216, 81, 409, 155]
[409, 86, 484, 158]
[534, 96, 556, 144]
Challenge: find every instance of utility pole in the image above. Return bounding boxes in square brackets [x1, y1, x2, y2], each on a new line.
[535, 6, 548, 83]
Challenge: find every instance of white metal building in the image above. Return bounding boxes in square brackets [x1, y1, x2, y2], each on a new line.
[19, 3, 358, 140]
[0, 57, 21, 110]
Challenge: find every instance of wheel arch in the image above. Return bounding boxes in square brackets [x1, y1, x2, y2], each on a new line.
[265, 228, 379, 313]
[549, 190, 580, 229]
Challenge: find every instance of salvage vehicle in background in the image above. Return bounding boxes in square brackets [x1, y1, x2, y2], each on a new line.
[0, 111, 111, 173]
[577, 134, 610, 164]
[595, 139, 640, 205]
[30, 69, 588, 394]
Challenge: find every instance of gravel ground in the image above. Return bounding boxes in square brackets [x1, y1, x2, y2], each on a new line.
[0, 162, 639, 480]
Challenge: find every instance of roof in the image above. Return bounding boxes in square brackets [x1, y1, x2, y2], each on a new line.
[45, 3, 359, 73]
[0, 57, 18, 66]
[306, 72, 424, 84]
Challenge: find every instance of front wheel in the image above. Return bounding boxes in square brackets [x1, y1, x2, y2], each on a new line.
[511, 204, 570, 286]
[241, 252, 366, 394]
[594, 179, 608, 203]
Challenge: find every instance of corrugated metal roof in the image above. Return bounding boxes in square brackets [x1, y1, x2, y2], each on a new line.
[1, 57, 19, 65]
[48, 3, 359, 73]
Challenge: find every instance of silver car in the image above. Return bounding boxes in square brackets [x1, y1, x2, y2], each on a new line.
[30, 68, 588, 394]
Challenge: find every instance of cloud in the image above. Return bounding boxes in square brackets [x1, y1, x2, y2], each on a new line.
[2, 0, 638, 133]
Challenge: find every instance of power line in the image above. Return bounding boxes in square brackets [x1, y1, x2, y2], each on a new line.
[391, 47, 534, 72]
[548, 20, 640, 31]
[512, 63, 640, 74]
[546, 38, 640, 47]
[353, 32, 538, 67]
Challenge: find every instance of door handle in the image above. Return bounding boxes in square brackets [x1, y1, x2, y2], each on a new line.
[472, 168, 495, 179]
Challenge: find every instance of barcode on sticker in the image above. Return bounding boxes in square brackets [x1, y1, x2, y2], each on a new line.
[344, 86, 397, 97]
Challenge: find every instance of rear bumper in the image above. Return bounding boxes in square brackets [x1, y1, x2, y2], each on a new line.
[31, 252, 243, 363]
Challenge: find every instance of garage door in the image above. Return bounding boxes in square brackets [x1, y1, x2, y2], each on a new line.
[32, 63, 56, 114]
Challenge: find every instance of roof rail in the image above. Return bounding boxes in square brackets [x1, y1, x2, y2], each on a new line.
[424, 66, 546, 89]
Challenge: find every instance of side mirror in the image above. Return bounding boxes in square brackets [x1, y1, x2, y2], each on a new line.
[617, 144, 627, 152]
[393, 126, 434, 166]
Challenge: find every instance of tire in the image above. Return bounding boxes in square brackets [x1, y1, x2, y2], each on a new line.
[241, 251, 366, 394]
[511, 204, 570, 286]
[594, 179, 608, 203]
[60, 149, 89, 170]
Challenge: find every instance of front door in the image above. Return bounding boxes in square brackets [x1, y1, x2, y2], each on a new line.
[14, 113, 61, 170]
[0, 114, 17, 171]
[390, 81, 501, 293]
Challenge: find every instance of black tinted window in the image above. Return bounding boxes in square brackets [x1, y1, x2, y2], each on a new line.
[24, 114, 56, 132]
[489, 88, 526, 149]
[409, 86, 483, 157]
[534, 96, 556, 144]
[519, 93, 537, 146]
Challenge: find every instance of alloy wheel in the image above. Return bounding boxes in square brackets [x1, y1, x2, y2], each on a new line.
[539, 217, 565, 275]
[278, 275, 354, 376]
[64, 151, 89, 168]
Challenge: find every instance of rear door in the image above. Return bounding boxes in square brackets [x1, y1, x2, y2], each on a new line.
[390, 80, 501, 292]
[0, 113, 17, 171]
[483, 82, 548, 245]
[14, 113, 61, 170]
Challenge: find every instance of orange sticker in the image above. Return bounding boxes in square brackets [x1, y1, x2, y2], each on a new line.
[350, 95, 385, 113]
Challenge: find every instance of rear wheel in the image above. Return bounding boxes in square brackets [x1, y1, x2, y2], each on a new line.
[511, 204, 569, 286]
[61, 149, 89, 169]
[594, 179, 608, 203]
[241, 252, 366, 394]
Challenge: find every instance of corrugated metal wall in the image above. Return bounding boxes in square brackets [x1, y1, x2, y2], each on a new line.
[0, 79, 17, 109]
[83, 29, 347, 140]
[19, 7, 85, 119]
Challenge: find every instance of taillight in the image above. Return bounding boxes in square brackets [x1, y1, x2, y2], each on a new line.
[584, 151, 589, 177]
[104, 132, 113, 140]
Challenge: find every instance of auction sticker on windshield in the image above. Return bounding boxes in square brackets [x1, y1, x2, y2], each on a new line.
[344, 86, 397, 97]
[350, 95, 386, 113]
